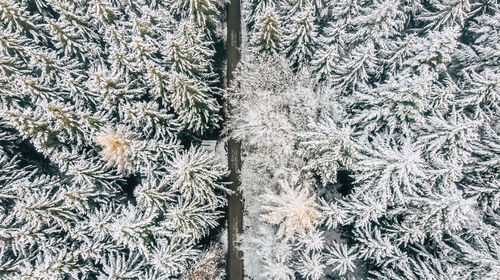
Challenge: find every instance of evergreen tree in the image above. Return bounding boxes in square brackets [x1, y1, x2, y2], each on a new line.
[252, 5, 283, 55]
[283, 2, 319, 66]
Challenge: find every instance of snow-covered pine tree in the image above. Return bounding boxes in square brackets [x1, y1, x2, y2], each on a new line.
[283, 1, 319, 66]
[0, 0, 227, 278]
[251, 4, 283, 55]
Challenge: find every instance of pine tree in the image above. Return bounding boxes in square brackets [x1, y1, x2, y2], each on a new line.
[283, 3, 319, 66]
[252, 5, 283, 55]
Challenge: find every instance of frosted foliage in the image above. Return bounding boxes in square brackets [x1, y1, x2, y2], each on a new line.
[262, 260, 295, 280]
[226, 56, 316, 155]
[96, 125, 134, 173]
[236, 0, 500, 277]
[262, 180, 321, 240]
[296, 230, 326, 252]
[108, 204, 156, 252]
[284, 4, 318, 64]
[241, 224, 295, 280]
[460, 69, 500, 119]
[419, 0, 471, 29]
[319, 199, 349, 229]
[326, 242, 358, 276]
[99, 252, 143, 280]
[253, 5, 282, 54]
[300, 117, 357, 185]
[227, 55, 343, 279]
[181, 245, 226, 280]
[355, 139, 427, 204]
[352, 70, 434, 137]
[312, 44, 341, 82]
[418, 110, 479, 169]
[1, 0, 499, 277]
[134, 177, 176, 209]
[405, 187, 477, 241]
[468, 14, 500, 63]
[334, 42, 376, 91]
[170, 0, 219, 27]
[297, 251, 326, 280]
[0, 0, 226, 278]
[166, 147, 228, 207]
[350, 0, 406, 43]
[230, 88, 295, 153]
[169, 71, 220, 133]
[149, 239, 199, 276]
[162, 198, 221, 239]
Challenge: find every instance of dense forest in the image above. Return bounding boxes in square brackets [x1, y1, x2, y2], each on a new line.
[0, 0, 227, 279]
[0, 0, 499, 279]
[230, 0, 500, 279]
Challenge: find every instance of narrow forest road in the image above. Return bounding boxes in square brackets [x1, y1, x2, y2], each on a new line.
[226, 0, 244, 279]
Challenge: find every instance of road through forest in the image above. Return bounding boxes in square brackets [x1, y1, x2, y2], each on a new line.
[226, 0, 244, 279]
